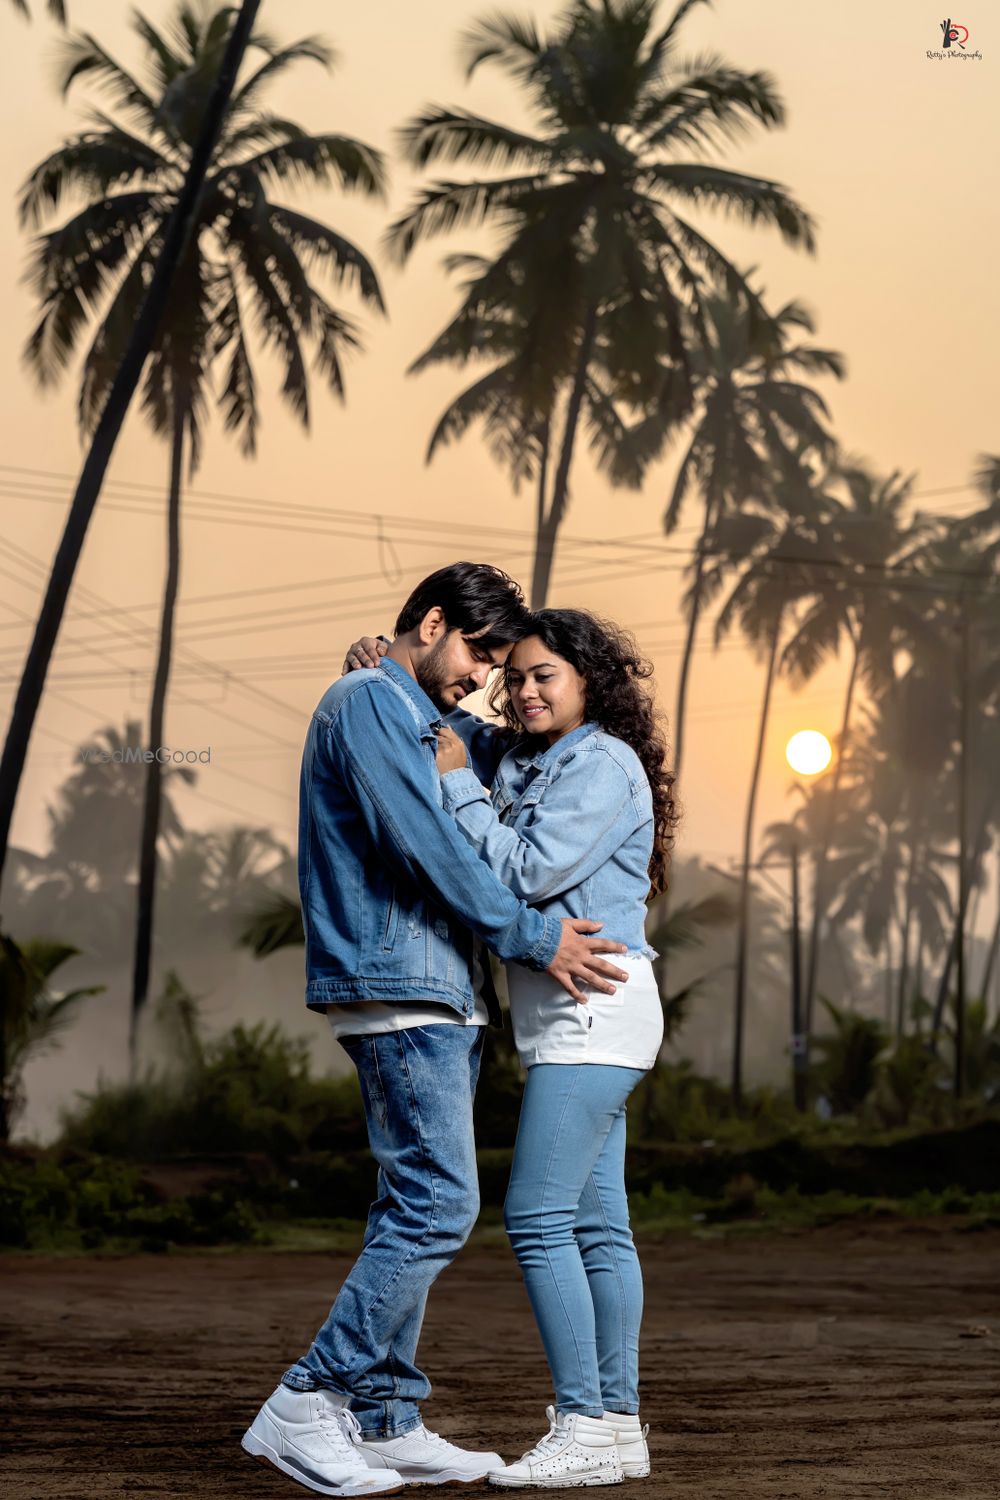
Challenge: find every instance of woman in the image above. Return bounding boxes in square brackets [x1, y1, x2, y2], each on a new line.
[347, 610, 675, 1489]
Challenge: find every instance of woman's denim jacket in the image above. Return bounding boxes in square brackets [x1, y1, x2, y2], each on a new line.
[440, 718, 656, 959]
[299, 660, 560, 1016]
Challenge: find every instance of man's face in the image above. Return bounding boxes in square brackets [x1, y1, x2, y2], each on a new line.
[415, 628, 512, 711]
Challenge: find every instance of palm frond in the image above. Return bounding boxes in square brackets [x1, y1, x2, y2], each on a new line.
[19, 133, 171, 227]
[583, 374, 665, 488]
[229, 37, 335, 115]
[385, 173, 549, 263]
[238, 893, 304, 956]
[57, 34, 159, 129]
[77, 228, 161, 431]
[232, 229, 310, 426]
[268, 206, 385, 312]
[24, 195, 163, 387]
[424, 363, 533, 473]
[223, 132, 386, 199]
[647, 163, 817, 251]
[310, 292, 361, 402]
[639, 58, 784, 147]
[460, 12, 545, 81]
[398, 108, 551, 170]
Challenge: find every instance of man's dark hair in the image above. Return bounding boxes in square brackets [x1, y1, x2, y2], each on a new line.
[394, 562, 529, 648]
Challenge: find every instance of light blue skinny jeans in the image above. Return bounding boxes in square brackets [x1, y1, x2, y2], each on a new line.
[504, 1062, 647, 1418]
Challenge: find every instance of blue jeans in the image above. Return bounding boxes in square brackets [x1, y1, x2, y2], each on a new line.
[283, 1024, 484, 1437]
[504, 1063, 647, 1418]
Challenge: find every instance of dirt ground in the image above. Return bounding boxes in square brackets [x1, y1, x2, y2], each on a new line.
[2, 1224, 999, 1500]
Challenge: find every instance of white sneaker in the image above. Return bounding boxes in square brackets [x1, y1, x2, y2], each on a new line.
[242, 1386, 405, 1496]
[355, 1422, 503, 1485]
[489, 1407, 623, 1489]
[601, 1413, 650, 1479]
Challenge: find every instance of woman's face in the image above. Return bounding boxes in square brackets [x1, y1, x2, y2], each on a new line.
[506, 636, 586, 744]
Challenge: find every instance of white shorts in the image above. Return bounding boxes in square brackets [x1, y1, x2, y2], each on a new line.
[505, 953, 664, 1069]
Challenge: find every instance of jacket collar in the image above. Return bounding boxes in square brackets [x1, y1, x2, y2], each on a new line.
[380, 656, 442, 733]
[513, 721, 598, 770]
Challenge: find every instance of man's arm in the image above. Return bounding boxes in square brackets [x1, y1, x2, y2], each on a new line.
[325, 681, 628, 997]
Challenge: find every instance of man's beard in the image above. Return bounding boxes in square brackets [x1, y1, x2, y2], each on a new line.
[415, 635, 474, 712]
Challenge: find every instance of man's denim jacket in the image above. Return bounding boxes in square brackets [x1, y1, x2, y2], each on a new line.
[441, 719, 656, 958]
[299, 658, 561, 1015]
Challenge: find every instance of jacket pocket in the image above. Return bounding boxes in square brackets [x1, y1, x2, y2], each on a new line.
[383, 892, 400, 951]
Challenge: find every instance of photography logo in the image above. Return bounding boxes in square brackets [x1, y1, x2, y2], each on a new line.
[939, 17, 969, 48]
[928, 17, 981, 58]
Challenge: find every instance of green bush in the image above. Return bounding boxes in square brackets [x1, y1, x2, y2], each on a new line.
[60, 1022, 365, 1160]
[0, 1149, 262, 1251]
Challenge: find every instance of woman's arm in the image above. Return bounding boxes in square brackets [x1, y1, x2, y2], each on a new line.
[440, 749, 640, 903]
[441, 708, 516, 784]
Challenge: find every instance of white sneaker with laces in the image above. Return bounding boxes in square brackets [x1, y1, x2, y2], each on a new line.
[601, 1413, 650, 1479]
[242, 1386, 405, 1496]
[355, 1422, 503, 1485]
[489, 1407, 623, 1489]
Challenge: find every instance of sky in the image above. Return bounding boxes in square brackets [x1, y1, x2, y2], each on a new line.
[0, 0, 998, 898]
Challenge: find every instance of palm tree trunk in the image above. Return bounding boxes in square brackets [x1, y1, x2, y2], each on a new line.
[731, 615, 782, 1108]
[0, 0, 261, 906]
[914, 934, 924, 1018]
[129, 412, 184, 1069]
[896, 841, 919, 1036]
[535, 419, 549, 558]
[803, 629, 861, 1034]
[670, 504, 715, 790]
[931, 925, 959, 1045]
[954, 606, 971, 1097]
[530, 305, 598, 609]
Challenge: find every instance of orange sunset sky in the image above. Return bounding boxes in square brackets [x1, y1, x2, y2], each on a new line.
[0, 0, 997, 898]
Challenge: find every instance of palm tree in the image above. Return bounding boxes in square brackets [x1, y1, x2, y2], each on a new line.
[780, 460, 928, 1035]
[665, 295, 843, 786]
[702, 492, 841, 1101]
[390, 0, 816, 608]
[18, 4, 386, 1063]
[812, 998, 885, 1115]
[0, 0, 262, 908]
[0, 933, 103, 1139]
[902, 493, 1000, 1081]
[846, 681, 954, 1033]
[4, 721, 194, 963]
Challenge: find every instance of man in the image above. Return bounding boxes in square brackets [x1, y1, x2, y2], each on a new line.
[244, 563, 628, 1497]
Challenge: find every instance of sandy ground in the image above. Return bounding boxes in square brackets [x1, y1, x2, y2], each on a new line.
[2, 1224, 999, 1500]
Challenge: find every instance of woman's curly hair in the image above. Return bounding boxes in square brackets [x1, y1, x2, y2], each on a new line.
[487, 608, 679, 894]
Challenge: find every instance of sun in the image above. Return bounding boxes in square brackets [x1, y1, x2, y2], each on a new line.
[785, 730, 833, 777]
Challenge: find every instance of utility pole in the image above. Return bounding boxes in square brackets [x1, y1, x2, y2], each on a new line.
[789, 839, 807, 1111]
[728, 854, 808, 1112]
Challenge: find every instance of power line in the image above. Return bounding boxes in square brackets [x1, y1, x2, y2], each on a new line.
[6, 470, 998, 600]
[0, 536, 305, 738]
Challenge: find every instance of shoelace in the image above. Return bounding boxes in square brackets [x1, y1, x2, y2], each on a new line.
[316, 1405, 363, 1456]
[415, 1426, 457, 1455]
[520, 1409, 564, 1463]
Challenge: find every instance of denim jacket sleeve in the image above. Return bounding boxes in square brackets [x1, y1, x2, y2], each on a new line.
[440, 748, 639, 902]
[326, 682, 560, 970]
[442, 708, 516, 785]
